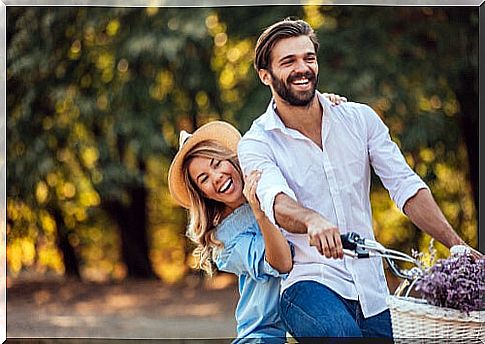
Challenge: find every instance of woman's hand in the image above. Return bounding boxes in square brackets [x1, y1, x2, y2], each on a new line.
[245, 170, 293, 273]
[323, 92, 347, 106]
[243, 170, 264, 218]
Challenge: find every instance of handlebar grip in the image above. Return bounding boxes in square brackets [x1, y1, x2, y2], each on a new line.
[340, 232, 358, 250]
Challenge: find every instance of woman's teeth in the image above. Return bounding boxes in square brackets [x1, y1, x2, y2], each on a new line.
[219, 179, 232, 193]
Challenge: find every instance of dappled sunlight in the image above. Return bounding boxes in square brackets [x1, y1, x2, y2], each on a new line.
[74, 301, 105, 315]
[33, 289, 52, 305]
[161, 303, 223, 317]
[6, 6, 478, 288]
[105, 294, 138, 309]
[371, 189, 413, 248]
[5, 7, 479, 340]
[205, 273, 237, 291]
[49, 315, 99, 327]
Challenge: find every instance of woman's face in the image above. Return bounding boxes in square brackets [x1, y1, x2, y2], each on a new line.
[188, 156, 245, 210]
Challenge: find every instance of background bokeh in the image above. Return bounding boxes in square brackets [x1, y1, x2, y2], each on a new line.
[6, 5, 478, 332]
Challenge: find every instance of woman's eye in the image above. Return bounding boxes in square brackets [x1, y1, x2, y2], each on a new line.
[215, 160, 221, 167]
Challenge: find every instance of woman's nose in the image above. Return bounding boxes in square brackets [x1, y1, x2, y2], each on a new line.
[213, 172, 224, 186]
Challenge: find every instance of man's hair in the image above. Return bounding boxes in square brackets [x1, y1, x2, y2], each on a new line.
[254, 17, 320, 71]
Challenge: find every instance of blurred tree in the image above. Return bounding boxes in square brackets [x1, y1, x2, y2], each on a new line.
[6, 7, 220, 279]
[6, 6, 478, 282]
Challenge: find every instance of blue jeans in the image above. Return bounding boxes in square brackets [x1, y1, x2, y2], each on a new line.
[280, 281, 393, 340]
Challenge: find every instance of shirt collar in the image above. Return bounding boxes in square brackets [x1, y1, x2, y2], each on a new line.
[263, 90, 332, 132]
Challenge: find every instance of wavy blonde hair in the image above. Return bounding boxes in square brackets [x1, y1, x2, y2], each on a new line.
[182, 139, 243, 275]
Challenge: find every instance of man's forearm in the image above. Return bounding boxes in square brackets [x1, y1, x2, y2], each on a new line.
[274, 193, 314, 233]
[403, 188, 465, 249]
[274, 192, 343, 258]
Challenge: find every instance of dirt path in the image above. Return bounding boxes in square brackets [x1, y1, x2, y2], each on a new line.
[7, 274, 239, 339]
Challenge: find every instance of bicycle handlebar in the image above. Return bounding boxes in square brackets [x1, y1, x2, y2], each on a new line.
[339, 232, 422, 281]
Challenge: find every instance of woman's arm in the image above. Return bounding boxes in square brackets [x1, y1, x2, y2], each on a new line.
[243, 170, 293, 273]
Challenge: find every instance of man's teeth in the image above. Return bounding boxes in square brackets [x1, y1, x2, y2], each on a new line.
[293, 78, 309, 85]
[219, 179, 232, 193]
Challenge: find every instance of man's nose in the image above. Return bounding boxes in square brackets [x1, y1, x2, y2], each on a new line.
[293, 58, 309, 73]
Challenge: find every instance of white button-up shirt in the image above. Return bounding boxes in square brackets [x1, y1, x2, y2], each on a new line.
[238, 91, 428, 318]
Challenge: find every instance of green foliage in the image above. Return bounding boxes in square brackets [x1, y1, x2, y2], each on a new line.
[7, 6, 478, 281]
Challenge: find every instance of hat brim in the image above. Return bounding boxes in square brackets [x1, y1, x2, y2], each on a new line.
[168, 121, 242, 208]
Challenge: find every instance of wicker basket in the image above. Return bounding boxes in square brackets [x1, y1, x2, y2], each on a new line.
[387, 295, 484, 344]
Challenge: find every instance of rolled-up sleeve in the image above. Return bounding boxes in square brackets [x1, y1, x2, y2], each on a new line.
[364, 105, 429, 211]
[215, 231, 289, 281]
[238, 136, 297, 225]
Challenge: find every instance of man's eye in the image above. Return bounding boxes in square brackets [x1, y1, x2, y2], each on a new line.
[215, 160, 221, 167]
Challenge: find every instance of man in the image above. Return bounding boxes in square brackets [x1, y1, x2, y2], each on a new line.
[237, 18, 481, 339]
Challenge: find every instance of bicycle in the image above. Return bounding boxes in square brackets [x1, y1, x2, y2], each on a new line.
[340, 232, 484, 344]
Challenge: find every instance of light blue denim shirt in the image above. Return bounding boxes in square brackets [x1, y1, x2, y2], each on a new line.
[215, 203, 288, 342]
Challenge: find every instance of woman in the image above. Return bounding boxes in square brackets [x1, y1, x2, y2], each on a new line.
[168, 98, 346, 341]
[168, 121, 291, 342]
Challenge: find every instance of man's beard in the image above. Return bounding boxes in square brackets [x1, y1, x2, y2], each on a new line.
[269, 69, 318, 107]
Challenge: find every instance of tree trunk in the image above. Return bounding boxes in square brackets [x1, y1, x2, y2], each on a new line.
[105, 186, 156, 279]
[52, 208, 81, 278]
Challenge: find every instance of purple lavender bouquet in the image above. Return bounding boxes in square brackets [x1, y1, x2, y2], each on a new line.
[414, 253, 485, 314]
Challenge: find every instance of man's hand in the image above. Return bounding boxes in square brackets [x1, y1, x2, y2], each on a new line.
[307, 215, 343, 259]
[468, 247, 484, 261]
[273, 193, 342, 259]
[451, 244, 484, 261]
[322, 92, 347, 106]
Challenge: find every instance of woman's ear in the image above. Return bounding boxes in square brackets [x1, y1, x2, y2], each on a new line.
[258, 69, 272, 86]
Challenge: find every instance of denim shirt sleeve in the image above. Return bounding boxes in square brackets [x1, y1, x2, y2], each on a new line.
[214, 204, 289, 281]
[216, 230, 290, 281]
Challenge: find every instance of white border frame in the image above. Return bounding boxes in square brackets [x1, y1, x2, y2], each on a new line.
[1, 1, 482, 342]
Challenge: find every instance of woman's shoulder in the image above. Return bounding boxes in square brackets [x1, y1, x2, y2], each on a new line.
[215, 203, 258, 244]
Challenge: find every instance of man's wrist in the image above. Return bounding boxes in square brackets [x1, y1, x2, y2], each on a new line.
[448, 237, 466, 248]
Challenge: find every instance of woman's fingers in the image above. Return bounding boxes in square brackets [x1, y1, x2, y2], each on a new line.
[243, 170, 262, 209]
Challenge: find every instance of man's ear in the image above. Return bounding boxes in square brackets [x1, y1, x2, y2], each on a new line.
[258, 69, 272, 86]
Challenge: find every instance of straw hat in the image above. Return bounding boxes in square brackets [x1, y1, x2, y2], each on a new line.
[168, 121, 242, 208]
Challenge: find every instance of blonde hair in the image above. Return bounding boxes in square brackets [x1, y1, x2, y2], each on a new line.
[182, 139, 243, 275]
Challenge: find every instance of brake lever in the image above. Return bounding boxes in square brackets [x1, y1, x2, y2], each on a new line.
[341, 232, 370, 258]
